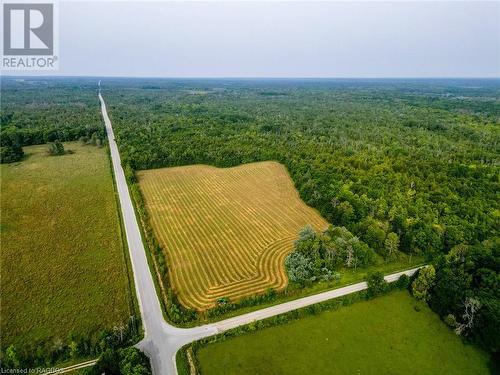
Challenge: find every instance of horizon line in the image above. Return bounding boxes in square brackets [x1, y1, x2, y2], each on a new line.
[2, 74, 500, 80]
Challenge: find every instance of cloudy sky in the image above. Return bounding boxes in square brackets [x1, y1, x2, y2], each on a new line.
[5, 1, 500, 77]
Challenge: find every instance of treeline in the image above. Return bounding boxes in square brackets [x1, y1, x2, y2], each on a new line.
[1, 78, 104, 163]
[87, 347, 151, 375]
[105, 79, 499, 264]
[411, 240, 499, 358]
[0, 317, 141, 370]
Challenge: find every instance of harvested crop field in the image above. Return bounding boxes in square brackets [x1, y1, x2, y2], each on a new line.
[138, 161, 328, 309]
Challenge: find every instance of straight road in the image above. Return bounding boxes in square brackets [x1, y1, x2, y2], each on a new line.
[99, 90, 421, 375]
[210, 268, 417, 332]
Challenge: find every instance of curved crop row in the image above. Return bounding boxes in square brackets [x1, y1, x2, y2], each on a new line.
[138, 161, 328, 310]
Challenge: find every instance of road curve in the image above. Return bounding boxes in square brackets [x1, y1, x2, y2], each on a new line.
[99, 90, 421, 375]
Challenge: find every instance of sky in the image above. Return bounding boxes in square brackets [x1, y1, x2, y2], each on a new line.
[3, 1, 500, 78]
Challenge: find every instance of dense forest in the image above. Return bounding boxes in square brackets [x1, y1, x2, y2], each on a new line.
[0, 78, 104, 162]
[104, 78, 499, 260]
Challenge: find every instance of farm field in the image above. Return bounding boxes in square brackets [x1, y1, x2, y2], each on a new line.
[0, 143, 133, 348]
[137, 161, 328, 309]
[195, 291, 490, 375]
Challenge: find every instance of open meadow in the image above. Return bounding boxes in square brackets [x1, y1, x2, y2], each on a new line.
[138, 161, 328, 309]
[195, 291, 490, 375]
[0, 143, 133, 349]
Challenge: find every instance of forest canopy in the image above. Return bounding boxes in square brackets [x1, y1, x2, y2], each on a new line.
[0, 78, 104, 163]
[102, 78, 499, 261]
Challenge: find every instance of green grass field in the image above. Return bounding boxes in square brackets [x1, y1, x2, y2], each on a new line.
[195, 291, 490, 375]
[0, 143, 133, 347]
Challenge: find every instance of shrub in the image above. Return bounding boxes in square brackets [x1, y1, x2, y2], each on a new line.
[48, 140, 65, 156]
[366, 272, 387, 298]
[396, 274, 410, 289]
[444, 314, 458, 328]
[0, 144, 24, 163]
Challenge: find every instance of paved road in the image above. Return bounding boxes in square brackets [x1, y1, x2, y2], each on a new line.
[99, 92, 217, 375]
[99, 91, 421, 375]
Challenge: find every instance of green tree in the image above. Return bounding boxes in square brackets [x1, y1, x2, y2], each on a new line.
[0, 144, 24, 163]
[48, 140, 65, 156]
[285, 252, 314, 284]
[364, 223, 386, 254]
[119, 347, 151, 375]
[384, 232, 400, 259]
[411, 265, 436, 302]
[366, 271, 387, 298]
[86, 347, 151, 375]
[4, 345, 20, 368]
[89, 348, 120, 375]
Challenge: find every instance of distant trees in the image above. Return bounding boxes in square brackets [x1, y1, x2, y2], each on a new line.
[103, 80, 498, 266]
[80, 132, 104, 147]
[1, 79, 105, 152]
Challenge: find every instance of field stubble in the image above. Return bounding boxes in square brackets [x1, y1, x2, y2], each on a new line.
[138, 161, 328, 310]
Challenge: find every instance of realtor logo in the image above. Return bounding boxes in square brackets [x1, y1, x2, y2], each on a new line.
[4, 3, 53, 55]
[2, 1, 58, 70]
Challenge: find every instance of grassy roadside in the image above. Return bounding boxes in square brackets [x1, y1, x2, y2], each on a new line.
[105, 144, 142, 337]
[176, 255, 424, 327]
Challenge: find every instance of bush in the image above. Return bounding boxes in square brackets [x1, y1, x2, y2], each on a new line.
[0, 144, 24, 163]
[48, 140, 65, 156]
[396, 274, 410, 289]
[366, 272, 387, 298]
